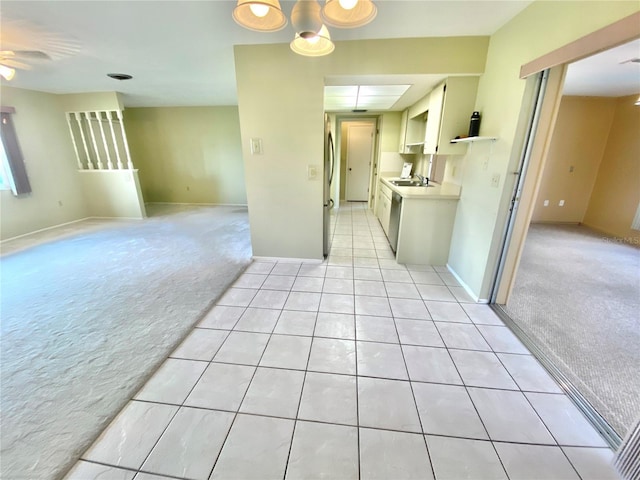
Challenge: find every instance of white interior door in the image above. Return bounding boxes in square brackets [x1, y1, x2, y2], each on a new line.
[346, 123, 375, 201]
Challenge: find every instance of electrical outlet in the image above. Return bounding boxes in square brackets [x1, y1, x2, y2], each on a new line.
[250, 138, 263, 155]
[307, 165, 318, 180]
[543, 200, 549, 207]
[491, 173, 500, 188]
[559, 199, 565, 206]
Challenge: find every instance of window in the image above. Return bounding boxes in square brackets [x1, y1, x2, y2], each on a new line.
[0, 108, 31, 196]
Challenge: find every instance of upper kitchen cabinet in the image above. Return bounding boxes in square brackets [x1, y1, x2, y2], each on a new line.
[423, 77, 480, 155]
[398, 109, 426, 154]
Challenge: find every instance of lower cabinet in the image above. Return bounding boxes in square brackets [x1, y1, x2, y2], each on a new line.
[396, 197, 458, 265]
[376, 182, 392, 235]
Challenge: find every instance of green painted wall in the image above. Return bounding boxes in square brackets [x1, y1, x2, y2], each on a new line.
[125, 106, 247, 205]
[0, 87, 87, 240]
[447, 1, 639, 299]
[234, 36, 490, 259]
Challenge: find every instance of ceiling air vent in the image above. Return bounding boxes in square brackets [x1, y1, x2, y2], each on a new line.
[107, 73, 132, 80]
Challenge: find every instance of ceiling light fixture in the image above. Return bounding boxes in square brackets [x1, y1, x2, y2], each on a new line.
[321, 0, 377, 28]
[0, 64, 16, 81]
[291, 0, 323, 39]
[290, 25, 335, 57]
[233, 0, 376, 57]
[233, 0, 287, 32]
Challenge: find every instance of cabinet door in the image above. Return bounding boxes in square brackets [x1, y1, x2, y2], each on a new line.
[423, 83, 445, 154]
[398, 109, 409, 153]
[381, 195, 392, 235]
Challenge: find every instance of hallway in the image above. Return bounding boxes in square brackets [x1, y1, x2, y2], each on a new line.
[66, 204, 618, 480]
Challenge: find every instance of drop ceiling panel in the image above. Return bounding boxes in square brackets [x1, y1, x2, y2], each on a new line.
[356, 95, 399, 108]
[359, 85, 411, 96]
[325, 85, 359, 97]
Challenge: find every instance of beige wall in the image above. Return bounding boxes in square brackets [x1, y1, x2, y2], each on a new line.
[60, 92, 124, 112]
[235, 36, 489, 259]
[0, 87, 87, 240]
[532, 96, 616, 223]
[583, 94, 640, 240]
[125, 106, 247, 205]
[78, 170, 146, 219]
[446, 1, 639, 300]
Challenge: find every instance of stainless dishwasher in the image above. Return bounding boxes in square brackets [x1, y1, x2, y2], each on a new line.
[388, 191, 402, 254]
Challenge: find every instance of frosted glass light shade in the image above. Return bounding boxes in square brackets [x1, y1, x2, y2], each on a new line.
[290, 25, 335, 57]
[233, 0, 287, 32]
[0, 64, 15, 81]
[321, 0, 376, 28]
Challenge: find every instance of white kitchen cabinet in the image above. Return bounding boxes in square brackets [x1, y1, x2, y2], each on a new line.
[377, 181, 393, 235]
[423, 77, 480, 155]
[396, 197, 458, 265]
[398, 108, 426, 154]
[398, 109, 409, 153]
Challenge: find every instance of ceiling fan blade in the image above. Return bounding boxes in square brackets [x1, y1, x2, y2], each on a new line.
[0, 58, 32, 70]
[11, 50, 52, 61]
[1, 19, 81, 61]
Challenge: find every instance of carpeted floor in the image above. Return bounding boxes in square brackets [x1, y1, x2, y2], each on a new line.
[0, 205, 252, 480]
[502, 223, 640, 437]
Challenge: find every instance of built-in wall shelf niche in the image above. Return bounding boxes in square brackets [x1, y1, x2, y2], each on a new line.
[449, 136, 498, 144]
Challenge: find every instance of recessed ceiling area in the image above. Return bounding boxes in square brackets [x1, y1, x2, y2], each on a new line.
[324, 74, 449, 112]
[324, 84, 411, 111]
[563, 39, 640, 96]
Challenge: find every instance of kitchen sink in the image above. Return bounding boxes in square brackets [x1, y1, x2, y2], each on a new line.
[390, 180, 433, 187]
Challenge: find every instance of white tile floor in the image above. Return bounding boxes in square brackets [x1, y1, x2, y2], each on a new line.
[65, 203, 620, 480]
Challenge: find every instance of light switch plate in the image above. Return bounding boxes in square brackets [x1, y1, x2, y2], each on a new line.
[491, 173, 500, 188]
[307, 165, 318, 180]
[250, 138, 263, 155]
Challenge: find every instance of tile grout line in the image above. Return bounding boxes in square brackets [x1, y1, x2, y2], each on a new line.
[391, 307, 438, 480]
[135, 272, 264, 479]
[281, 289, 320, 480]
[433, 310, 512, 480]
[204, 261, 295, 480]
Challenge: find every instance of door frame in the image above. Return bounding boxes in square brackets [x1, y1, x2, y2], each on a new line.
[491, 12, 640, 305]
[487, 13, 640, 449]
[334, 115, 381, 208]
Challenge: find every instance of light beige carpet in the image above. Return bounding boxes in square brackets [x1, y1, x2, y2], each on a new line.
[0, 205, 252, 479]
[503, 223, 640, 437]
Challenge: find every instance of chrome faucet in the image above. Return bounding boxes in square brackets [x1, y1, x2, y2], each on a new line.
[415, 174, 429, 185]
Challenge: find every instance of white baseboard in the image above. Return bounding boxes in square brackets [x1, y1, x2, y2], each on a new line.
[1, 217, 93, 244]
[446, 264, 489, 304]
[252, 256, 323, 264]
[146, 202, 248, 207]
[87, 216, 144, 221]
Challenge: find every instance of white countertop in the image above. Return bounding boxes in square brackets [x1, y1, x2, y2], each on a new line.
[380, 174, 462, 200]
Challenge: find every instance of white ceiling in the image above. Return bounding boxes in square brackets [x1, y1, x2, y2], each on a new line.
[5, 1, 634, 107]
[0, 0, 532, 107]
[563, 39, 640, 97]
